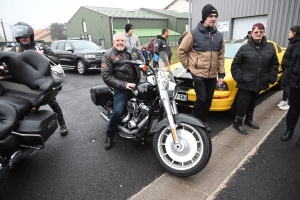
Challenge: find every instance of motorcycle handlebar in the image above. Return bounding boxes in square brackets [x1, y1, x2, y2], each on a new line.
[123, 60, 145, 65]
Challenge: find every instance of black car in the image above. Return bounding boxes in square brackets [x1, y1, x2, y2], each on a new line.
[50, 40, 106, 75]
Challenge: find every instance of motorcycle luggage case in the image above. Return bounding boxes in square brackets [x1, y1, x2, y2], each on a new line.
[15, 110, 58, 146]
[90, 85, 112, 106]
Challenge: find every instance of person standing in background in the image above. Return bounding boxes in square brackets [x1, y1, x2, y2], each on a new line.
[277, 26, 300, 111]
[124, 23, 140, 53]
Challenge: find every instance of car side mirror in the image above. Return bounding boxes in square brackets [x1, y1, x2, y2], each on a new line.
[65, 47, 73, 52]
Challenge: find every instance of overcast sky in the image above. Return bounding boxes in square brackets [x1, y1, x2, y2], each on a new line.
[0, 0, 172, 41]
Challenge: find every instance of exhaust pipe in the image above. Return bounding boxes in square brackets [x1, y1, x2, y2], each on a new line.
[100, 112, 149, 135]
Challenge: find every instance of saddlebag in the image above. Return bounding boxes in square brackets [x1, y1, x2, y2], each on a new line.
[90, 85, 112, 106]
[15, 110, 58, 147]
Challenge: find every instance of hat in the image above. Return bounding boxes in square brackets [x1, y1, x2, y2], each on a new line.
[125, 23, 134, 33]
[202, 4, 218, 21]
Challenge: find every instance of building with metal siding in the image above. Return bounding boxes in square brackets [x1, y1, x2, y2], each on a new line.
[192, 0, 300, 47]
[66, 6, 184, 49]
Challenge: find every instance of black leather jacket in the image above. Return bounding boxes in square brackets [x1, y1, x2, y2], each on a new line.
[231, 37, 279, 92]
[101, 47, 143, 90]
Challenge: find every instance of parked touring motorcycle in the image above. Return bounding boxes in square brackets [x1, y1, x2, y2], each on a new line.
[0, 51, 64, 184]
[90, 52, 212, 177]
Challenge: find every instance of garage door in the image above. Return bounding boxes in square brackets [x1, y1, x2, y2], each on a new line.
[232, 15, 267, 40]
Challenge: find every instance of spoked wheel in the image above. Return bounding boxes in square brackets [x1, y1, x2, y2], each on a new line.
[153, 123, 212, 177]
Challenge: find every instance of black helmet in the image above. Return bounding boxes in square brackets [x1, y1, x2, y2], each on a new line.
[12, 22, 34, 43]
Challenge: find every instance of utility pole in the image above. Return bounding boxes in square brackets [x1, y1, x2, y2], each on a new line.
[10, 25, 15, 42]
[1, 19, 7, 42]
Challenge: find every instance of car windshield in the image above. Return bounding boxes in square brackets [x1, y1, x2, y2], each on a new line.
[224, 43, 244, 58]
[72, 41, 101, 50]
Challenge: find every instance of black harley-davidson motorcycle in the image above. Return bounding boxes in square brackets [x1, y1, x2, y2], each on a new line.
[90, 52, 212, 177]
[0, 51, 63, 184]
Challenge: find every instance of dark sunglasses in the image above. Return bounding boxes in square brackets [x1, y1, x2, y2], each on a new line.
[17, 36, 29, 39]
[254, 31, 264, 34]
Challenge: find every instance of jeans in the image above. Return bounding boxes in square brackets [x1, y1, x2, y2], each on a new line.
[282, 85, 290, 102]
[286, 87, 300, 130]
[191, 77, 216, 122]
[236, 89, 259, 117]
[105, 89, 131, 138]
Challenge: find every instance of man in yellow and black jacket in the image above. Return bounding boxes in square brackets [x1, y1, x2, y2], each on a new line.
[178, 4, 225, 132]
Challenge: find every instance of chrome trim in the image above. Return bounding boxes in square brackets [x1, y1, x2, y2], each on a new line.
[11, 131, 45, 149]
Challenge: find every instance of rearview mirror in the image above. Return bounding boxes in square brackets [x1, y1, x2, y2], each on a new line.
[65, 47, 73, 52]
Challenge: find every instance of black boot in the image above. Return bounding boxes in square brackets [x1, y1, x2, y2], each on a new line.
[233, 116, 247, 135]
[104, 137, 114, 150]
[297, 137, 300, 146]
[281, 130, 294, 141]
[244, 114, 259, 129]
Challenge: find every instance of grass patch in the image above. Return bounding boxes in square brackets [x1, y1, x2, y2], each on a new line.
[171, 46, 180, 64]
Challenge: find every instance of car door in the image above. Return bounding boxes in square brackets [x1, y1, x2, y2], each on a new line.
[63, 42, 75, 67]
[52, 42, 68, 66]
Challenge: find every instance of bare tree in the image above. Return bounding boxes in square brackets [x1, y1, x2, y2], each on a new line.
[50, 23, 67, 40]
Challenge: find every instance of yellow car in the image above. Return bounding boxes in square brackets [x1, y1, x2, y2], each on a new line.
[172, 39, 286, 112]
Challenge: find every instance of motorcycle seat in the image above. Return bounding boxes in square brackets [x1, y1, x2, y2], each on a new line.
[0, 101, 20, 140]
[0, 96, 32, 119]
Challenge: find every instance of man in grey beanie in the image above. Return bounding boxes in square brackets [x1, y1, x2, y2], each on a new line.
[124, 23, 141, 53]
[178, 4, 225, 133]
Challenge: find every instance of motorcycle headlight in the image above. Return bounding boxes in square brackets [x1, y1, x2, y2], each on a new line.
[84, 54, 96, 59]
[215, 82, 229, 91]
[167, 81, 179, 99]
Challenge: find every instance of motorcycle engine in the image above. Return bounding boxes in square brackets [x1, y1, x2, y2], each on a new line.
[125, 98, 150, 129]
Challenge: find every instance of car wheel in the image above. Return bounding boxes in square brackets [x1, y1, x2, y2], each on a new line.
[76, 60, 87, 75]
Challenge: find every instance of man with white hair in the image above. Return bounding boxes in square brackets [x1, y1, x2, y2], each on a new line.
[101, 33, 144, 150]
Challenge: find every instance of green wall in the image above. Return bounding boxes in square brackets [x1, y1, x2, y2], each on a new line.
[66, 7, 112, 48]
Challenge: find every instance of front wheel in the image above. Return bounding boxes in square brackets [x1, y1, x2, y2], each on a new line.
[76, 60, 87, 75]
[153, 123, 212, 177]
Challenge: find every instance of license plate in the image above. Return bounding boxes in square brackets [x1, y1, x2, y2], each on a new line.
[176, 94, 187, 101]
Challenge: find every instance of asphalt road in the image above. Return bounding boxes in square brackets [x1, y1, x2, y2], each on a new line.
[214, 116, 300, 200]
[0, 70, 279, 200]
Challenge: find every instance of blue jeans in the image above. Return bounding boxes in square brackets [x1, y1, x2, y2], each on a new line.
[105, 89, 131, 138]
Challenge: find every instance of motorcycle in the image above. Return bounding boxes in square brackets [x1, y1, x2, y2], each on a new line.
[0, 50, 64, 184]
[90, 51, 212, 177]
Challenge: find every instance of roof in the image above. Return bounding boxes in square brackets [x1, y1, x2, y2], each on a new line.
[34, 28, 51, 40]
[141, 8, 189, 18]
[113, 29, 181, 37]
[84, 6, 166, 19]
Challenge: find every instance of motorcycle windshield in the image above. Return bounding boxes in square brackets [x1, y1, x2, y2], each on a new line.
[158, 51, 175, 83]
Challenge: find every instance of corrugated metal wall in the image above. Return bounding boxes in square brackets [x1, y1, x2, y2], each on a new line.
[192, 0, 300, 47]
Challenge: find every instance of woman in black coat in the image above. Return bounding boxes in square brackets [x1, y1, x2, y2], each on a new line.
[231, 23, 279, 135]
[277, 26, 300, 110]
[281, 49, 300, 145]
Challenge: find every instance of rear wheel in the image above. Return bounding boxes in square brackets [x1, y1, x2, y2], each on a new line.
[153, 123, 212, 177]
[76, 60, 87, 75]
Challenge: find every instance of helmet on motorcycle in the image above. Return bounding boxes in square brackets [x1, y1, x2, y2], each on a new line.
[12, 22, 34, 43]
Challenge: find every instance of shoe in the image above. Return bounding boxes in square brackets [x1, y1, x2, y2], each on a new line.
[203, 122, 211, 133]
[281, 130, 294, 141]
[104, 137, 113, 150]
[233, 116, 247, 135]
[244, 114, 259, 129]
[279, 105, 290, 111]
[60, 125, 68, 136]
[277, 100, 287, 107]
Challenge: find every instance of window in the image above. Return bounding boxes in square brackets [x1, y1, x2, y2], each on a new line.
[276, 45, 282, 53]
[65, 42, 72, 50]
[51, 43, 58, 50]
[57, 42, 65, 50]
